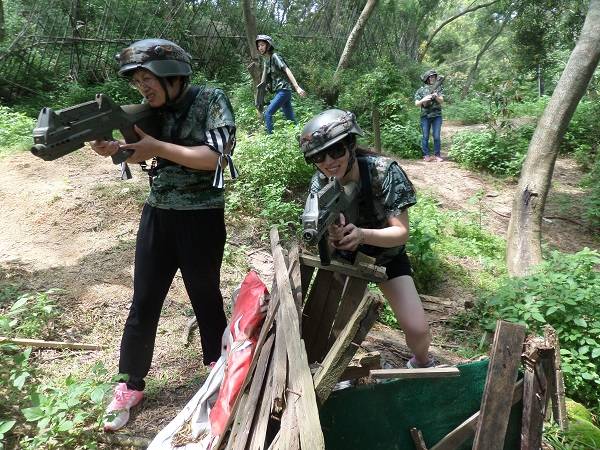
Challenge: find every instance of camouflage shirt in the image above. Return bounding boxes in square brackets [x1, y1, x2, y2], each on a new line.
[309, 154, 417, 264]
[147, 85, 236, 210]
[264, 52, 292, 92]
[415, 84, 444, 119]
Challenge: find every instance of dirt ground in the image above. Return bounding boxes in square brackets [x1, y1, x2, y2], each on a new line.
[0, 128, 597, 441]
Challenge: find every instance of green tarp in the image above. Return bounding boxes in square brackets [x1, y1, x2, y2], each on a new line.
[320, 359, 522, 449]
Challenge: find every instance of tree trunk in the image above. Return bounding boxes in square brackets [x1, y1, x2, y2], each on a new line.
[334, 0, 378, 76]
[506, 0, 600, 276]
[461, 18, 508, 99]
[418, 0, 500, 62]
[242, 0, 262, 86]
[0, 0, 5, 42]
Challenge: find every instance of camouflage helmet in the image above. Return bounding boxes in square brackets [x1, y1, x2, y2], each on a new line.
[299, 109, 363, 159]
[116, 38, 192, 77]
[420, 69, 438, 83]
[255, 34, 275, 51]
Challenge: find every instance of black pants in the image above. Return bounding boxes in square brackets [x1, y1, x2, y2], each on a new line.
[119, 204, 227, 391]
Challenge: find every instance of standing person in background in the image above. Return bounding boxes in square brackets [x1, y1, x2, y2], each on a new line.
[415, 69, 444, 162]
[90, 38, 237, 432]
[256, 34, 307, 134]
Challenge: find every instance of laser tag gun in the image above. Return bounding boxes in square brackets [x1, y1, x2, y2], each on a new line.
[301, 177, 359, 266]
[255, 80, 267, 113]
[30, 94, 160, 180]
[422, 75, 445, 107]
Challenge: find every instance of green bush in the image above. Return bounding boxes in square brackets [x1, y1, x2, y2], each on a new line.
[407, 196, 443, 293]
[562, 100, 600, 156]
[450, 125, 534, 177]
[486, 248, 600, 404]
[0, 106, 35, 152]
[444, 98, 490, 125]
[228, 123, 314, 230]
[509, 96, 549, 118]
[380, 115, 422, 159]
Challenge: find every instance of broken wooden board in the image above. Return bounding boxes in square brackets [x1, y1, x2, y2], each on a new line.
[313, 294, 382, 405]
[472, 320, 526, 450]
[299, 253, 387, 282]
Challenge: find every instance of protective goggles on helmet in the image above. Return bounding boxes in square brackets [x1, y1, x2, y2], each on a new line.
[305, 143, 347, 164]
[299, 111, 358, 156]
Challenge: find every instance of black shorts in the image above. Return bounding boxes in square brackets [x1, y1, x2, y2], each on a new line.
[382, 250, 413, 280]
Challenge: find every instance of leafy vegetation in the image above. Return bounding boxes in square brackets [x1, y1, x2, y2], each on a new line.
[485, 249, 600, 405]
[0, 288, 113, 449]
[450, 125, 534, 177]
[0, 107, 34, 154]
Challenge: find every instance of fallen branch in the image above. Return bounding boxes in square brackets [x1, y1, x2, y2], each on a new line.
[0, 336, 104, 351]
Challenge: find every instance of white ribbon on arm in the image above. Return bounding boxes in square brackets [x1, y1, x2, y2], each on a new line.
[205, 126, 239, 188]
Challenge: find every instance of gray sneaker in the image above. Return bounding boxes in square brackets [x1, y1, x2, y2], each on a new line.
[406, 356, 437, 369]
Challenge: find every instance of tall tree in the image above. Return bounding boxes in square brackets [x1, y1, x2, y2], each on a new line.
[506, 0, 600, 276]
[0, 0, 4, 42]
[334, 0, 378, 75]
[242, 0, 262, 85]
[460, 15, 509, 98]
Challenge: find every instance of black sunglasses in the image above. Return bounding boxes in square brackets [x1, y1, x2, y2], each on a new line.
[307, 144, 347, 164]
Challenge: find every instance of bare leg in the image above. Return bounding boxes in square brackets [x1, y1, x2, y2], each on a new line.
[379, 275, 431, 365]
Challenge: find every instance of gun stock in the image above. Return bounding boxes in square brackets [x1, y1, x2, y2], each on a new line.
[255, 81, 267, 113]
[31, 94, 159, 167]
[301, 177, 359, 265]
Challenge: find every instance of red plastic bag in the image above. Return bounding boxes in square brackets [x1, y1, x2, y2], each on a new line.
[209, 271, 269, 438]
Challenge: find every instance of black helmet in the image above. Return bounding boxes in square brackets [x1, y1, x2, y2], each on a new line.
[116, 38, 192, 77]
[299, 109, 363, 160]
[420, 69, 438, 83]
[255, 34, 275, 51]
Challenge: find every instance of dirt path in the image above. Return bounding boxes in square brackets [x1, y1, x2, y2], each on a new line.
[0, 133, 596, 439]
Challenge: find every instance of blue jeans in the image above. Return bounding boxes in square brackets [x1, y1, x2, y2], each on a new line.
[420, 115, 442, 157]
[264, 89, 296, 134]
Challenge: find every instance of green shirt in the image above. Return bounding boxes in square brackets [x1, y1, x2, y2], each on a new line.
[309, 155, 417, 264]
[264, 52, 292, 92]
[415, 85, 444, 118]
[147, 85, 236, 210]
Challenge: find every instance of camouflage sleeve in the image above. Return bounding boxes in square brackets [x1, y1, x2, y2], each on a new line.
[381, 162, 417, 217]
[271, 53, 288, 71]
[205, 88, 236, 130]
[414, 87, 425, 102]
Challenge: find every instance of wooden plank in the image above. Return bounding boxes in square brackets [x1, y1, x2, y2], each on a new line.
[229, 333, 275, 450]
[544, 325, 568, 430]
[340, 351, 381, 381]
[410, 428, 429, 450]
[301, 269, 334, 361]
[328, 276, 369, 348]
[0, 336, 104, 350]
[287, 244, 303, 327]
[521, 336, 547, 450]
[270, 227, 325, 449]
[270, 322, 287, 417]
[472, 320, 526, 450]
[308, 272, 347, 362]
[313, 295, 382, 405]
[300, 264, 315, 303]
[370, 367, 460, 380]
[430, 379, 523, 450]
[299, 253, 387, 282]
